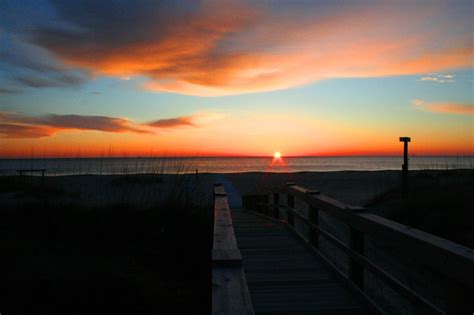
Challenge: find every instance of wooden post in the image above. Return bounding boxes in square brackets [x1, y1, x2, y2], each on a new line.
[349, 227, 364, 289]
[287, 194, 294, 209]
[399, 137, 411, 195]
[263, 194, 269, 215]
[309, 206, 320, 249]
[287, 192, 295, 226]
[273, 193, 279, 219]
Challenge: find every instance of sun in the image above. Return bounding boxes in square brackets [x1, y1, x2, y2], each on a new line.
[273, 151, 282, 159]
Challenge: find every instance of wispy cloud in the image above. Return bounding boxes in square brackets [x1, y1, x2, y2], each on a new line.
[0, 123, 55, 138]
[0, 112, 148, 138]
[14, 73, 88, 88]
[0, 87, 21, 95]
[418, 73, 455, 83]
[0, 35, 90, 91]
[2, 1, 471, 96]
[38, 115, 149, 133]
[412, 99, 473, 115]
[0, 111, 222, 138]
[146, 116, 195, 128]
[145, 111, 225, 129]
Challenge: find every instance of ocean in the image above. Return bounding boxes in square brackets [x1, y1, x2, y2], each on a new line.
[0, 156, 472, 175]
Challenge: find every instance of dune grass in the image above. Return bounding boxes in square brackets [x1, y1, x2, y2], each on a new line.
[367, 169, 474, 248]
[0, 164, 213, 314]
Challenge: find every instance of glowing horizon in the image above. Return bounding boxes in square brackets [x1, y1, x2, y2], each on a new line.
[1, 0, 472, 158]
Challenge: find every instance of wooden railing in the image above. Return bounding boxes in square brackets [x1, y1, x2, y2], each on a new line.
[212, 184, 254, 314]
[17, 168, 47, 176]
[242, 183, 474, 314]
[17, 169, 47, 183]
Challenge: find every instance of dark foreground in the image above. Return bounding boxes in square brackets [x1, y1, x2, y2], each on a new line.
[0, 169, 472, 313]
[0, 175, 212, 314]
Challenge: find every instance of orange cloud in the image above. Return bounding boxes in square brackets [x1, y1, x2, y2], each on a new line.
[0, 112, 147, 137]
[0, 112, 220, 138]
[146, 116, 195, 128]
[0, 123, 56, 138]
[412, 99, 474, 115]
[26, 1, 472, 96]
[146, 112, 224, 128]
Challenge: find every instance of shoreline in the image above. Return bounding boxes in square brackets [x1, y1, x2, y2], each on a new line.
[1, 167, 473, 176]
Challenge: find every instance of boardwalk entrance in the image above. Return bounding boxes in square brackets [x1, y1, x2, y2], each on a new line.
[232, 208, 368, 314]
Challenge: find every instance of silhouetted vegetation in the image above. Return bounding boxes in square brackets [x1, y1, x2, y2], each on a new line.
[367, 169, 474, 248]
[0, 175, 212, 314]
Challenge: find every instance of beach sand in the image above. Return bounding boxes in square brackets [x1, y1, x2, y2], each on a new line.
[4, 169, 472, 208]
[0, 170, 401, 210]
[218, 170, 400, 207]
[2, 169, 472, 242]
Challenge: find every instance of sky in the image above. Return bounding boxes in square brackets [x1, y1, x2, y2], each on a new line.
[0, 0, 472, 157]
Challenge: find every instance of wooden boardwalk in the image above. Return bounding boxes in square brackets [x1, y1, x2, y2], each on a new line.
[232, 208, 368, 314]
[213, 184, 474, 314]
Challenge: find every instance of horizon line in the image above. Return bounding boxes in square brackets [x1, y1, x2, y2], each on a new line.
[1, 154, 473, 160]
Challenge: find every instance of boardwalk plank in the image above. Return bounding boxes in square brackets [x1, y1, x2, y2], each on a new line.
[232, 209, 369, 314]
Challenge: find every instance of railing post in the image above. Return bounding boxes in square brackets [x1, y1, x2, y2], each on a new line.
[287, 194, 294, 209]
[286, 183, 295, 227]
[349, 226, 364, 289]
[263, 194, 269, 215]
[273, 193, 280, 219]
[399, 136, 411, 196]
[349, 206, 365, 289]
[309, 205, 320, 249]
[250, 195, 256, 211]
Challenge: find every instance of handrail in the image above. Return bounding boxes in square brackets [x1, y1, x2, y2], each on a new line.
[282, 205, 442, 313]
[242, 183, 474, 314]
[17, 169, 47, 176]
[212, 184, 254, 315]
[17, 168, 47, 183]
[282, 184, 474, 288]
[16, 169, 47, 172]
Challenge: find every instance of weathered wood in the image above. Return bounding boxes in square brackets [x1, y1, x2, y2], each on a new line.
[213, 184, 254, 315]
[212, 267, 254, 315]
[242, 184, 474, 314]
[287, 183, 319, 195]
[17, 168, 47, 184]
[400, 136, 411, 194]
[309, 210, 444, 313]
[265, 205, 444, 313]
[232, 209, 368, 314]
[349, 227, 364, 290]
[283, 185, 474, 289]
[212, 249, 242, 267]
[214, 184, 227, 196]
[16, 168, 47, 173]
[17, 169, 47, 177]
[213, 197, 239, 252]
[358, 213, 474, 288]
